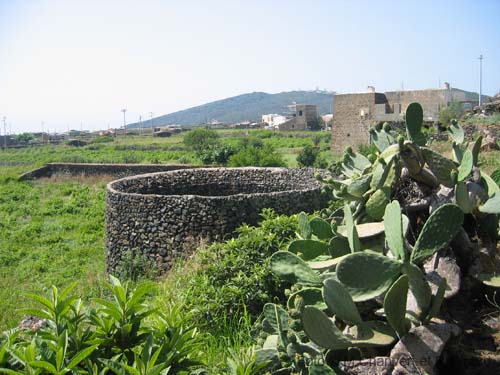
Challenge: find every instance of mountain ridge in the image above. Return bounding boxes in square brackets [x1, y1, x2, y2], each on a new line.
[128, 90, 334, 127]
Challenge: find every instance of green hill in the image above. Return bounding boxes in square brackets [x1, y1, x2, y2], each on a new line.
[128, 91, 334, 127]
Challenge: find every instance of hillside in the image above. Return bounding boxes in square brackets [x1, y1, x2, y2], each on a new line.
[128, 91, 334, 127]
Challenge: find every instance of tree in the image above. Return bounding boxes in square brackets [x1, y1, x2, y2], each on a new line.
[228, 145, 285, 167]
[297, 145, 319, 167]
[183, 128, 220, 152]
[15, 132, 35, 143]
[308, 117, 324, 131]
[438, 100, 463, 126]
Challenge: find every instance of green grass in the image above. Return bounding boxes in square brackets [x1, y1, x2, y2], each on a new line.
[0, 173, 107, 330]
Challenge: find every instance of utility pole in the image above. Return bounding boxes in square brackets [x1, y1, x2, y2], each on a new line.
[139, 115, 142, 136]
[2, 116, 7, 148]
[41, 121, 45, 144]
[149, 112, 154, 131]
[478, 54, 483, 106]
[121, 108, 127, 136]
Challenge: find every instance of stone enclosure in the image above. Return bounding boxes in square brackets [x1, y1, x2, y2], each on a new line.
[106, 167, 328, 273]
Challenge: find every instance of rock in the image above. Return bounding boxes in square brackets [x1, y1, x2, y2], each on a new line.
[424, 251, 461, 298]
[390, 321, 460, 375]
[480, 130, 499, 152]
[338, 356, 393, 375]
[429, 185, 454, 213]
[18, 315, 47, 331]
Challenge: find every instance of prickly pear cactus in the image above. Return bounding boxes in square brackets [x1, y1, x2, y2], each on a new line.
[405, 103, 426, 146]
[336, 251, 403, 301]
[410, 204, 464, 265]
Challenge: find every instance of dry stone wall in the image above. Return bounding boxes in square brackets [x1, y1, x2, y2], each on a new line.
[106, 167, 328, 273]
[19, 163, 196, 180]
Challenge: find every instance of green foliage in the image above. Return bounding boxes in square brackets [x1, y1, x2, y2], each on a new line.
[113, 250, 158, 282]
[183, 128, 220, 152]
[438, 100, 463, 126]
[174, 210, 298, 328]
[0, 278, 203, 374]
[15, 133, 35, 143]
[228, 145, 285, 167]
[297, 145, 319, 167]
[91, 135, 115, 144]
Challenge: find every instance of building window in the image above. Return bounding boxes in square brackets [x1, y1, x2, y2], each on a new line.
[298, 110, 303, 116]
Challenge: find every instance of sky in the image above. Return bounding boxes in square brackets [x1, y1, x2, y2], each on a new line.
[0, 0, 499, 133]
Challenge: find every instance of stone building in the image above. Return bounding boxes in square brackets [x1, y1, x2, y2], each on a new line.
[277, 104, 318, 131]
[331, 84, 489, 154]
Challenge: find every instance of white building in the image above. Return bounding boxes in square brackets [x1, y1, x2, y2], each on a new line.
[261, 114, 289, 128]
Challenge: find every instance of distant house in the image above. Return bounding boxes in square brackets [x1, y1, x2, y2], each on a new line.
[261, 114, 288, 128]
[277, 104, 318, 131]
[331, 84, 490, 154]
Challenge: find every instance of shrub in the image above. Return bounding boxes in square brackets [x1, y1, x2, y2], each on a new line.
[228, 145, 285, 167]
[177, 209, 298, 328]
[183, 128, 220, 152]
[112, 249, 158, 282]
[438, 99, 463, 126]
[297, 145, 319, 167]
[198, 144, 237, 165]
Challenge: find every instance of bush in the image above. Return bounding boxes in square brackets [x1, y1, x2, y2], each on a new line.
[297, 145, 319, 167]
[228, 145, 285, 167]
[183, 128, 220, 152]
[438, 100, 463, 126]
[91, 135, 114, 144]
[112, 249, 158, 282]
[198, 144, 237, 165]
[177, 209, 298, 328]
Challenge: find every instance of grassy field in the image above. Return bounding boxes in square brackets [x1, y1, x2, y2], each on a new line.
[0, 129, 332, 330]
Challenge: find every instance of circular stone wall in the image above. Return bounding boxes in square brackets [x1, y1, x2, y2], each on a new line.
[106, 167, 328, 273]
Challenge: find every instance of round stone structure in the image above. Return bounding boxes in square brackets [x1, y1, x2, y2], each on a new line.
[106, 167, 328, 273]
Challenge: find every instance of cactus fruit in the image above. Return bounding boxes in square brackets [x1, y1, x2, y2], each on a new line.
[336, 251, 403, 302]
[302, 306, 352, 350]
[383, 274, 410, 337]
[457, 150, 473, 182]
[310, 217, 334, 240]
[287, 288, 326, 311]
[383, 200, 405, 261]
[410, 204, 464, 265]
[405, 103, 427, 146]
[270, 251, 321, 286]
[448, 119, 465, 144]
[288, 240, 330, 261]
[421, 147, 456, 187]
[365, 187, 390, 220]
[323, 278, 363, 325]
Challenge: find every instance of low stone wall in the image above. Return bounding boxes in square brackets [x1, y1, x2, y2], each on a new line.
[19, 163, 196, 180]
[106, 167, 328, 273]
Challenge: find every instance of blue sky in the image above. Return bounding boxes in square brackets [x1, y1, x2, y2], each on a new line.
[0, 0, 499, 133]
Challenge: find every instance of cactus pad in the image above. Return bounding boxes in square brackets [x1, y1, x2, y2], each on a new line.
[287, 287, 326, 311]
[310, 217, 334, 240]
[348, 321, 397, 347]
[270, 251, 321, 286]
[383, 200, 405, 260]
[421, 147, 456, 187]
[411, 204, 463, 264]
[323, 278, 363, 325]
[448, 120, 465, 144]
[288, 240, 330, 261]
[405, 103, 427, 146]
[479, 193, 500, 214]
[302, 306, 351, 350]
[383, 274, 409, 337]
[366, 187, 390, 220]
[298, 212, 312, 239]
[347, 174, 372, 197]
[336, 251, 403, 301]
[402, 262, 431, 318]
[457, 150, 473, 182]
